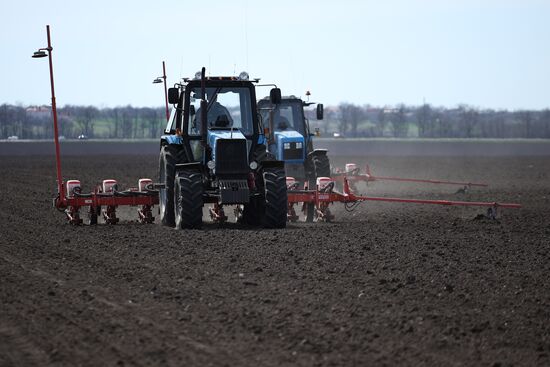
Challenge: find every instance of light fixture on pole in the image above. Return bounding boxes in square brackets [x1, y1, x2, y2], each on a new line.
[152, 61, 170, 121]
[32, 25, 65, 204]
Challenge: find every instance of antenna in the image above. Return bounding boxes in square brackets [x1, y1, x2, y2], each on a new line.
[244, 0, 249, 72]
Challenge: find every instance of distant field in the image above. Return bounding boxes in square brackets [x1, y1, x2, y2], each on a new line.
[1, 138, 549, 156]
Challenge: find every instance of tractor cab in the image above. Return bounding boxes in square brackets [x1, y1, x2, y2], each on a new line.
[163, 76, 265, 164]
[258, 95, 328, 188]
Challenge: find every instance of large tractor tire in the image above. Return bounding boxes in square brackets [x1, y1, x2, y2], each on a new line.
[174, 169, 203, 229]
[240, 196, 264, 226]
[305, 153, 331, 222]
[262, 166, 288, 229]
[309, 154, 331, 180]
[158, 145, 186, 227]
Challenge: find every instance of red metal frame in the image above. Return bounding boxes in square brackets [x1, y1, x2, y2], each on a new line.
[332, 164, 488, 188]
[162, 61, 169, 121]
[35, 25, 159, 225]
[287, 177, 521, 222]
[60, 181, 160, 223]
[40, 25, 65, 202]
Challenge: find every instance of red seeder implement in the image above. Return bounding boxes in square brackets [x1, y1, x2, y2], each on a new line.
[33, 25, 159, 226]
[286, 176, 521, 222]
[56, 179, 159, 225]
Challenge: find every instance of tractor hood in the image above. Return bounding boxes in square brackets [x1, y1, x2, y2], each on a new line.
[274, 129, 305, 163]
[274, 129, 303, 141]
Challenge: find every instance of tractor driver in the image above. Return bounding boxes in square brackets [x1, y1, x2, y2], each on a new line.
[194, 89, 234, 130]
[271, 108, 291, 131]
[276, 117, 290, 130]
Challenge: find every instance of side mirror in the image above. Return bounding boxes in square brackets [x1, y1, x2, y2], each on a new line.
[316, 104, 324, 120]
[270, 88, 282, 105]
[168, 88, 179, 104]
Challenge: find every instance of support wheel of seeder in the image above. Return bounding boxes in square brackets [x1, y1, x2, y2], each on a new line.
[88, 205, 100, 225]
[174, 169, 203, 229]
[305, 153, 330, 222]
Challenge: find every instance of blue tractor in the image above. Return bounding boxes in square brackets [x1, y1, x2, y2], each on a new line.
[258, 96, 330, 221]
[159, 68, 287, 229]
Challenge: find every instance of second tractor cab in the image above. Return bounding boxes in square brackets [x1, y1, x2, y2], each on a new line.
[159, 68, 287, 229]
[258, 95, 329, 221]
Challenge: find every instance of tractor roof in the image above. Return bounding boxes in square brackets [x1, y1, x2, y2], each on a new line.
[259, 95, 302, 102]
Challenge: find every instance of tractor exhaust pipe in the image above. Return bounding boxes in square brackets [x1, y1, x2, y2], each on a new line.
[200, 67, 207, 148]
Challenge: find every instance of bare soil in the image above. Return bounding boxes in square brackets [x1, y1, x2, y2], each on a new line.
[0, 155, 549, 366]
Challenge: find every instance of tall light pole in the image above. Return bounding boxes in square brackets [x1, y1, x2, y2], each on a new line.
[153, 61, 170, 121]
[32, 25, 65, 203]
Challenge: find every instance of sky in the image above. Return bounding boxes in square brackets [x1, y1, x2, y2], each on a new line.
[1, 0, 549, 110]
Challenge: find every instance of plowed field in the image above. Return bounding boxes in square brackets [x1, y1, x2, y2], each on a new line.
[1, 155, 549, 366]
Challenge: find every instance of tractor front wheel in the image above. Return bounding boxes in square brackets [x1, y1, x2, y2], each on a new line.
[262, 166, 288, 228]
[174, 169, 203, 229]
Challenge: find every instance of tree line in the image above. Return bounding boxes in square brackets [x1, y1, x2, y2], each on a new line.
[1, 103, 550, 139]
[312, 103, 550, 139]
[0, 105, 166, 140]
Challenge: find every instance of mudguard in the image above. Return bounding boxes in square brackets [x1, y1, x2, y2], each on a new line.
[307, 149, 328, 158]
[261, 160, 285, 169]
[161, 135, 184, 146]
[175, 162, 202, 172]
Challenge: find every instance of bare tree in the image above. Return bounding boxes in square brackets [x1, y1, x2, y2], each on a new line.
[391, 104, 408, 137]
[376, 108, 388, 137]
[458, 105, 479, 138]
[415, 103, 432, 137]
[339, 103, 365, 137]
[541, 109, 550, 138]
[515, 110, 534, 138]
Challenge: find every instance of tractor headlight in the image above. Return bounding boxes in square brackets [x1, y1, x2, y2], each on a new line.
[284, 142, 290, 149]
[207, 160, 216, 169]
[249, 161, 258, 170]
[296, 142, 303, 149]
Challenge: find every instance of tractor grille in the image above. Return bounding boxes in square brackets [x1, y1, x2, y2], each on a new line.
[283, 142, 303, 160]
[219, 180, 249, 204]
[215, 139, 248, 175]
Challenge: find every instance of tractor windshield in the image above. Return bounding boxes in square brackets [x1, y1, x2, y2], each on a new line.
[262, 100, 305, 136]
[188, 86, 254, 136]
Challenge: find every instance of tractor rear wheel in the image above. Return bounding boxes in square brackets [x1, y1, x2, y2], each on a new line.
[159, 145, 186, 227]
[174, 169, 203, 229]
[305, 154, 330, 222]
[262, 166, 287, 228]
[309, 154, 331, 180]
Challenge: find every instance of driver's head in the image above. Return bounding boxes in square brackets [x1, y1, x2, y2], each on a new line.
[213, 114, 230, 127]
[278, 117, 289, 130]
